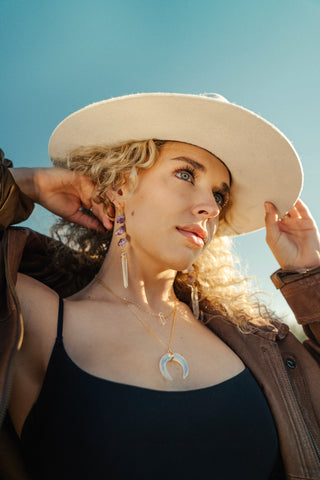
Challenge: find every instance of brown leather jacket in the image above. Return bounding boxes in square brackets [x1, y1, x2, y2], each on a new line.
[0, 156, 320, 480]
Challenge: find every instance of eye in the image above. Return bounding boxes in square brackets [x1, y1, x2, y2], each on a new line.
[214, 192, 224, 206]
[213, 191, 229, 210]
[175, 167, 195, 183]
[176, 171, 192, 182]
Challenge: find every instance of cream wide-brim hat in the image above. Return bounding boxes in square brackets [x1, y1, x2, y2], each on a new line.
[48, 93, 303, 235]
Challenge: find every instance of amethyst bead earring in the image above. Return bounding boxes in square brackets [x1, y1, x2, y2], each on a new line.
[115, 213, 128, 288]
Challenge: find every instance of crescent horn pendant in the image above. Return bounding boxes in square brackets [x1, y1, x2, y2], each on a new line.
[159, 352, 189, 381]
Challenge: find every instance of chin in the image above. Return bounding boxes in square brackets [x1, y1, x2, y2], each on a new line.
[166, 254, 200, 272]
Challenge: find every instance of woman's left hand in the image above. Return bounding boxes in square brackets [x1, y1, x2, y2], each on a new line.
[265, 199, 320, 270]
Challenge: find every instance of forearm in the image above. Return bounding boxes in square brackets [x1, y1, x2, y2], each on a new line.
[9, 167, 40, 203]
[3, 155, 113, 232]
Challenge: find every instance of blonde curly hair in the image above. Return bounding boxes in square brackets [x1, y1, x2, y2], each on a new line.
[51, 139, 277, 332]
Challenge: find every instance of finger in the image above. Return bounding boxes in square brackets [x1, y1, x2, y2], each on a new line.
[282, 205, 301, 220]
[67, 210, 105, 232]
[264, 202, 279, 222]
[264, 202, 280, 245]
[71, 175, 97, 210]
[287, 200, 317, 230]
[91, 203, 114, 230]
[293, 199, 314, 219]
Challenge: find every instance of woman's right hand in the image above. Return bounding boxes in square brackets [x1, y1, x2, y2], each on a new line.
[10, 167, 114, 231]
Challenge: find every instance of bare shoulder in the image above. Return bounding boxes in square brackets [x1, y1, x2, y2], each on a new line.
[16, 273, 59, 340]
[9, 275, 60, 436]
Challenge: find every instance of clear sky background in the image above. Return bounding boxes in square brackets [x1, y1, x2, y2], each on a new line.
[1, 0, 319, 328]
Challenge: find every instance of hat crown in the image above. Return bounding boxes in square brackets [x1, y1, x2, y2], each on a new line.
[200, 93, 229, 103]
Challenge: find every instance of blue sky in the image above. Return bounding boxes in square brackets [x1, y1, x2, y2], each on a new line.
[1, 0, 319, 324]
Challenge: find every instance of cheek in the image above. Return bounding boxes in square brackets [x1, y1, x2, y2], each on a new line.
[123, 177, 187, 244]
[126, 185, 172, 225]
[125, 196, 163, 242]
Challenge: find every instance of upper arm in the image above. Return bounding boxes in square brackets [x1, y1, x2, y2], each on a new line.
[15, 273, 60, 371]
[9, 275, 59, 436]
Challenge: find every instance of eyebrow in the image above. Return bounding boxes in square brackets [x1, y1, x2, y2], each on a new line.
[219, 182, 231, 196]
[172, 156, 206, 172]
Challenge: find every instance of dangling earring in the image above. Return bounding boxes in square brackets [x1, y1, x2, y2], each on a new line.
[114, 209, 128, 288]
[187, 266, 199, 320]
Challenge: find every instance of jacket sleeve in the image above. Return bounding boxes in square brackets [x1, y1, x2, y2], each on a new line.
[0, 149, 34, 231]
[280, 273, 320, 363]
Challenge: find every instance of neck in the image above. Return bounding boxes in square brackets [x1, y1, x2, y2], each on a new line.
[96, 241, 178, 312]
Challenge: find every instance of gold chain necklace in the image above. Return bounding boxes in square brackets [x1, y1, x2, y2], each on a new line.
[95, 276, 189, 380]
[95, 276, 176, 325]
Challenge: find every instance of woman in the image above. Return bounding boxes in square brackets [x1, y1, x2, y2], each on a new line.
[0, 93, 319, 479]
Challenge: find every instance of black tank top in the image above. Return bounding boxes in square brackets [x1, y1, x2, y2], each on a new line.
[20, 298, 280, 479]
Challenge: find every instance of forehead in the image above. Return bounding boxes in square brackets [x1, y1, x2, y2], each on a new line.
[158, 141, 231, 184]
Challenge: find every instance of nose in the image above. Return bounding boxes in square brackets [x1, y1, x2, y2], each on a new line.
[191, 193, 220, 220]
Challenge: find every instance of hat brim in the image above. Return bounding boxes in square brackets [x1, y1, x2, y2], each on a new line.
[48, 93, 303, 235]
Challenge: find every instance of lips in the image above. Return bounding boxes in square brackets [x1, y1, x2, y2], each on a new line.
[176, 225, 208, 247]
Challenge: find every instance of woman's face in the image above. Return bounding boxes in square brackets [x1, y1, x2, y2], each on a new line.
[122, 142, 231, 272]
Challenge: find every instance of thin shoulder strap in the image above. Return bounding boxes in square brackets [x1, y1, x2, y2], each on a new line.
[57, 297, 64, 340]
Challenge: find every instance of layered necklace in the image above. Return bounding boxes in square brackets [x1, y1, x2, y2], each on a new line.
[95, 276, 189, 380]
